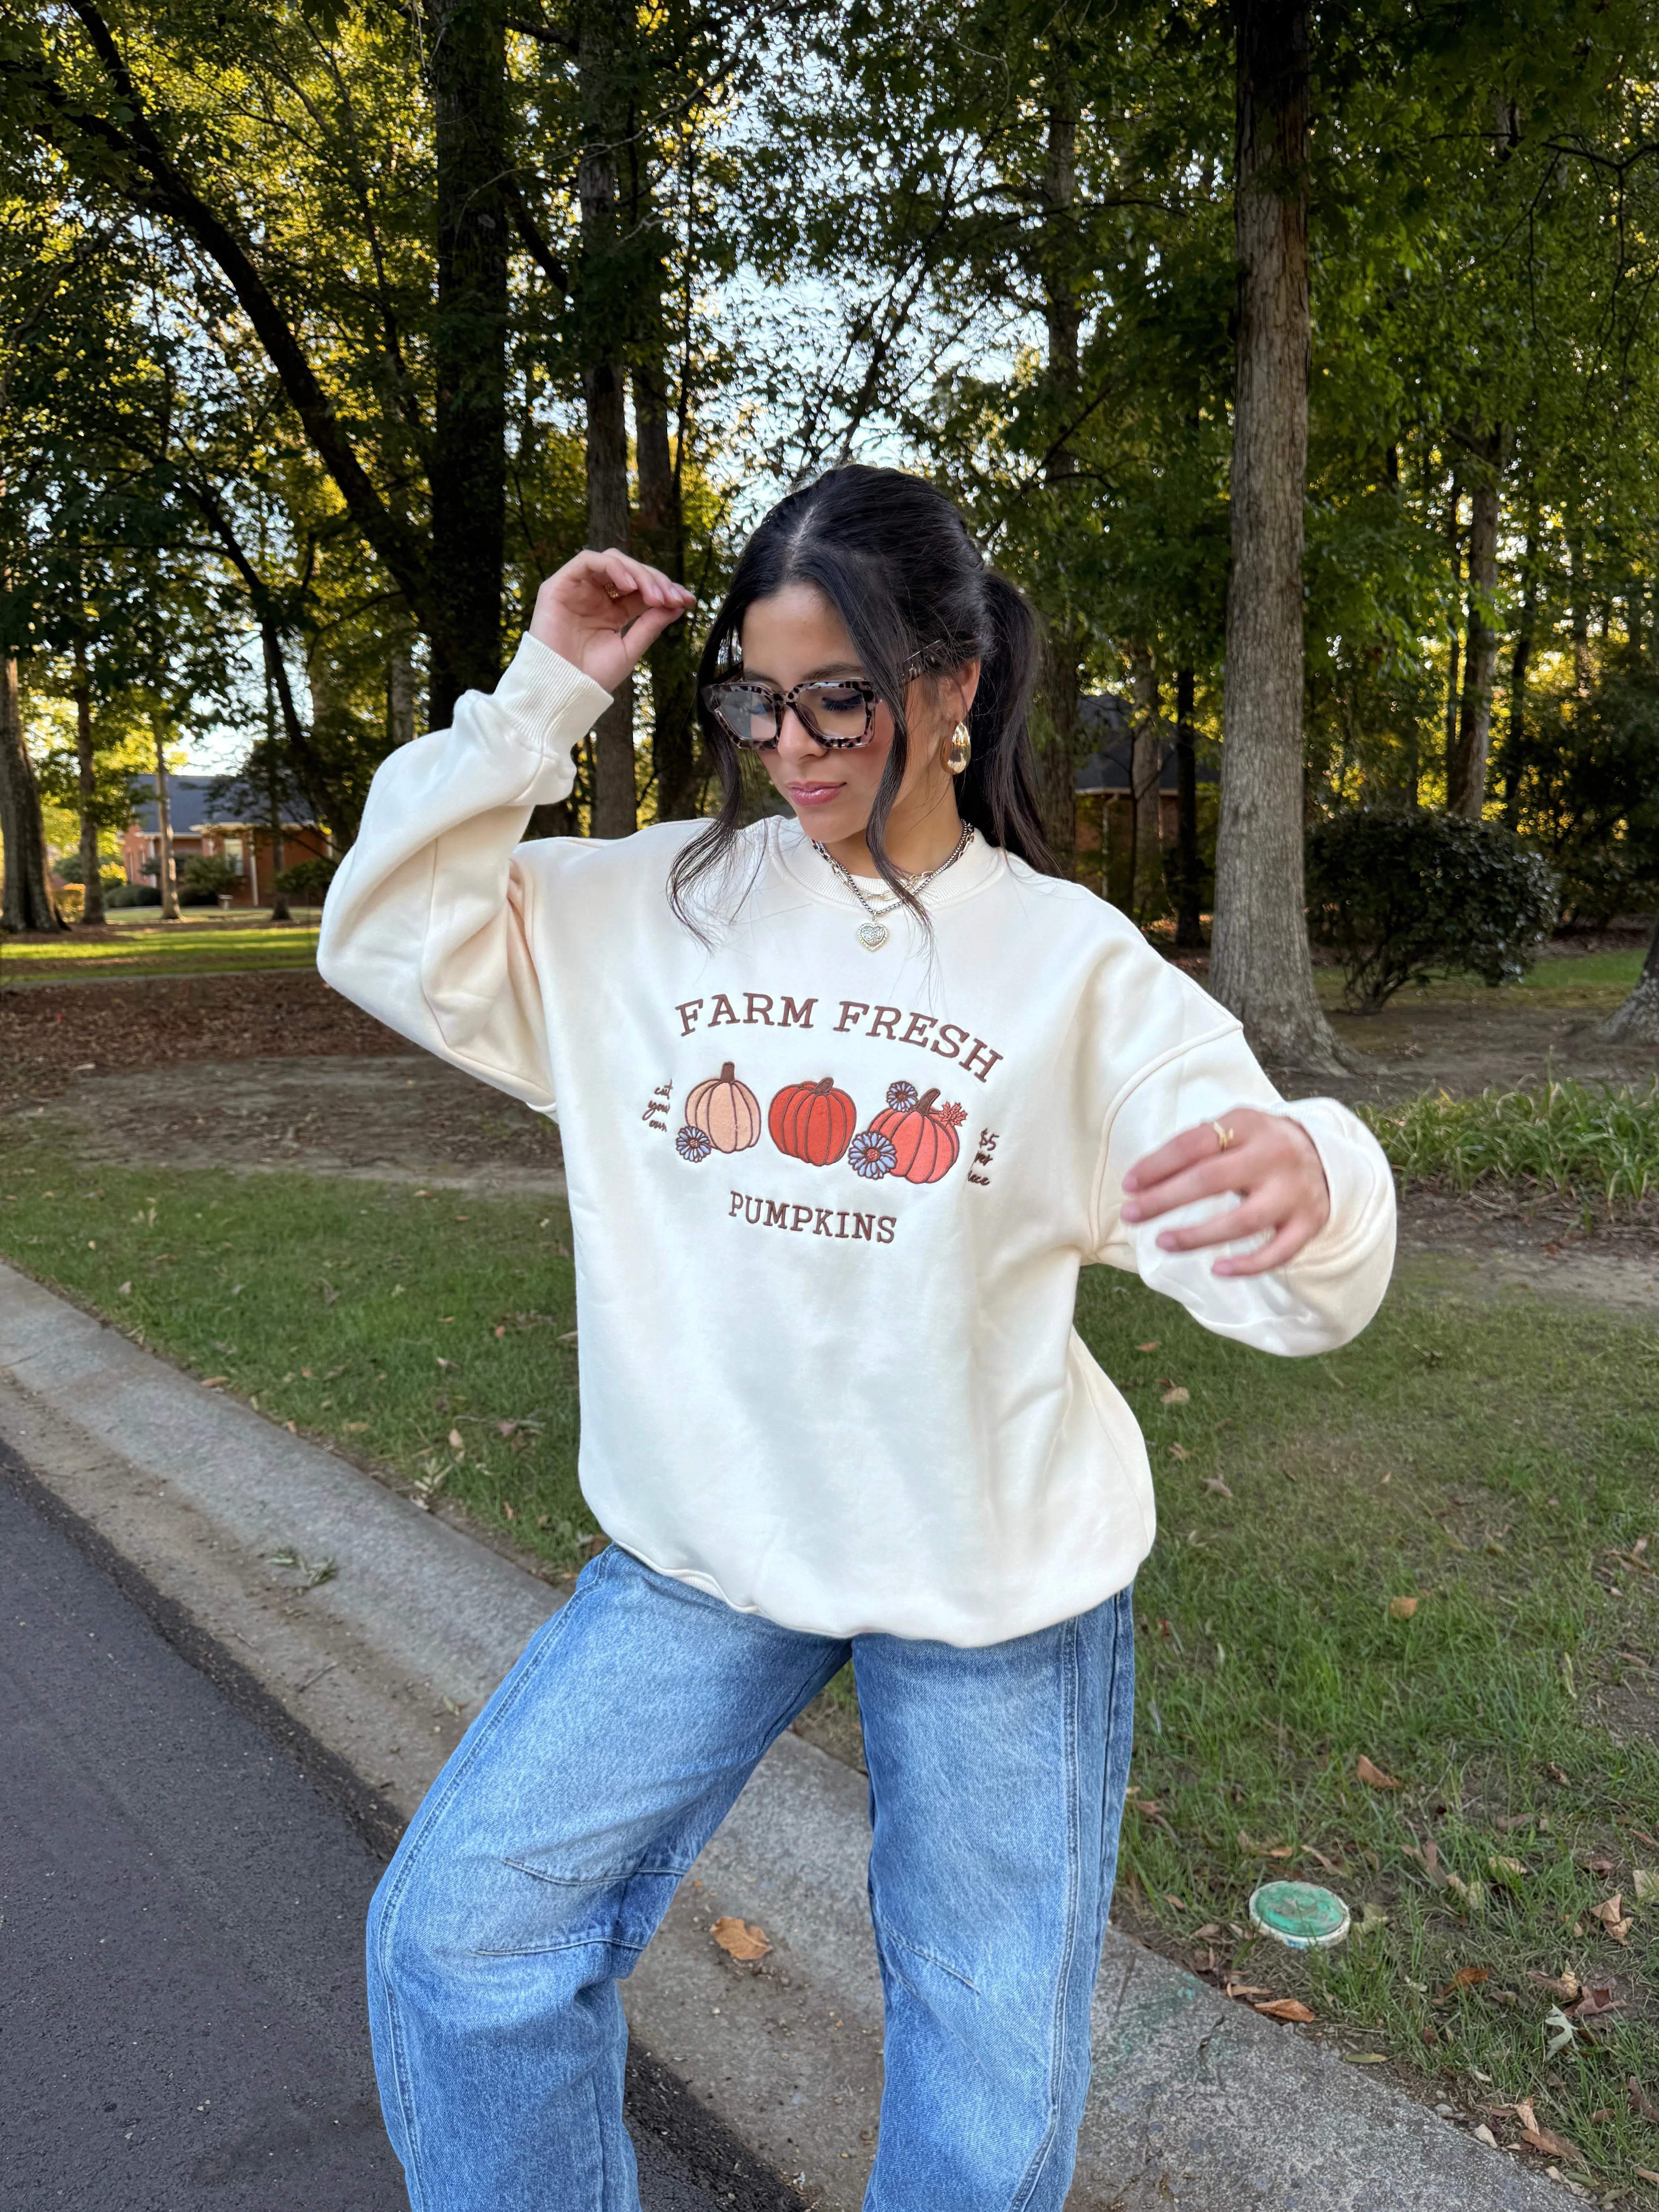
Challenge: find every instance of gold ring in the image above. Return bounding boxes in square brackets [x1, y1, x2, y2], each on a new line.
[1213, 1120, 1236, 1152]
[604, 584, 623, 601]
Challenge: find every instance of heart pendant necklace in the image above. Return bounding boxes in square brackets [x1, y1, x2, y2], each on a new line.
[814, 823, 975, 950]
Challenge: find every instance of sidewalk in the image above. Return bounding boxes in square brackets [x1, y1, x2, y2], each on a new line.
[0, 1255, 1578, 2210]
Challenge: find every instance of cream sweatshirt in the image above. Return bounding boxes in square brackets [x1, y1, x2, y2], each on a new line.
[317, 635, 1396, 1645]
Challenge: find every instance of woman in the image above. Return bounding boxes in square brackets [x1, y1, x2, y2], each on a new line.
[318, 466, 1394, 2212]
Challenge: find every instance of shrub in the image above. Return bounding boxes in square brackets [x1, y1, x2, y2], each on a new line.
[54, 854, 126, 887]
[274, 854, 338, 901]
[105, 882, 162, 908]
[180, 855, 241, 905]
[1360, 1078, 1659, 1205]
[1305, 809, 1557, 1012]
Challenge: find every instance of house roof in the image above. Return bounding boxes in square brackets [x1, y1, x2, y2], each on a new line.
[1075, 693, 1219, 796]
[129, 773, 316, 836]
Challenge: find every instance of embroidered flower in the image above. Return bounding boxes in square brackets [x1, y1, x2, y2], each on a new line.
[885, 1080, 919, 1110]
[938, 1100, 968, 1129]
[675, 1124, 713, 1163]
[848, 1129, 898, 1180]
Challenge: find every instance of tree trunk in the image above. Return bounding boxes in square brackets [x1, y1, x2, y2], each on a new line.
[1174, 664, 1204, 947]
[265, 664, 293, 923]
[577, 9, 637, 840]
[427, 0, 509, 726]
[1127, 644, 1163, 923]
[1447, 426, 1505, 815]
[1595, 911, 1659, 1042]
[73, 638, 106, 925]
[387, 618, 417, 748]
[1570, 530, 1591, 695]
[0, 639, 63, 933]
[1209, 0, 1343, 1071]
[150, 715, 179, 921]
[1034, 78, 1082, 873]
[634, 354, 699, 820]
[1502, 492, 1538, 827]
[1442, 480, 1462, 779]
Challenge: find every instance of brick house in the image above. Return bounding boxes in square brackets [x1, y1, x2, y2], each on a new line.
[122, 773, 332, 906]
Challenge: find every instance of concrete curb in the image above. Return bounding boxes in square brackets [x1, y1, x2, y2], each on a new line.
[0, 1257, 1577, 2210]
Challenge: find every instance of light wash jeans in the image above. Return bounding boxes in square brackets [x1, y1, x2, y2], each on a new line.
[366, 1544, 1135, 2212]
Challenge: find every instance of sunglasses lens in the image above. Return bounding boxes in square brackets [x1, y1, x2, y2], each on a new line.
[712, 684, 778, 748]
[797, 684, 872, 745]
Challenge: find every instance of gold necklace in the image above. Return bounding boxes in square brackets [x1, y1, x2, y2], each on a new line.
[812, 822, 974, 949]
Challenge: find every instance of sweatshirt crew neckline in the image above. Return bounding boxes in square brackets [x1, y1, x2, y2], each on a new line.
[770, 815, 1009, 914]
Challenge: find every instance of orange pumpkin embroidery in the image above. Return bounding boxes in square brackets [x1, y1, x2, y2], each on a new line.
[682, 1062, 762, 1154]
[863, 1086, 963, 1184]
[768, 1077, 858, 1166]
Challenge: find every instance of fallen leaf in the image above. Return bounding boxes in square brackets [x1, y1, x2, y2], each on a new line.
[1203, 1475, 1234, 1497]
[1516, 2109, 1584, 2164]
[1638, 2169, 1659, 2189]
[1168, 1442, 1189, 1461]
[436, 1356, 455, 1369]
[1471, 2124, 1498, 2148]
[448, 1428, 465, 1451]
[1529, 1969, 1582, 2002]
[1224, 1982, 1273, 1999]
[1420, 2024, 1439, 2045]
[1343, 2053, 1389, 2064]
[1574, 1985, 1620, 2018]
[202, 1375, 228, 1388]
[1253, 1997, 1316, 2023]
[1137, 1340, 1160, 1352]
[1162, 1385, 1190, 1406]
[498, 1420, 518, 1437]
[1628, 2079, 1659, 2123]
[1237, 1829, 1292, 1858]
[710, 1916, 771, 1961]
[1488, 1856, 1527, 1878]
[1445, 1871, 1486, 1911]
[1590, 1896, 1633, 1942]
[1633, 1867, 1657, 1903]
[1388, 1596, 1419, 1620]
[1162, 1893, 1187, 1909]
[1404, 1835, 1448, 1886]
[343, 1420, 368, 1432]
[1359, 1901, 1390, 1929]
[1544, 2006, 1577, 2057]
[117, 1280, 131, 1295]
[1441, 1967, 1490, 1996]
[1356, 1754, 1403, 1790]
[1583, 1852, 1616, 1876]
[1194, 1923, 1221, 1940]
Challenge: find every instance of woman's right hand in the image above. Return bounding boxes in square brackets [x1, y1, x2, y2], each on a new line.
[529, 550, 696, 693]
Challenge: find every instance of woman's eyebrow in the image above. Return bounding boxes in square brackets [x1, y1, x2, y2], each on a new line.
[740, 660, 869, 684]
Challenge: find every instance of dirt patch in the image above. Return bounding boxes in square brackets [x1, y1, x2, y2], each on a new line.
[0, 972, 408, 1108]
[9, 1054, 567, 1194]
[1319, 993, 1659, 1108]
[1396, 1185, 1659, 1315]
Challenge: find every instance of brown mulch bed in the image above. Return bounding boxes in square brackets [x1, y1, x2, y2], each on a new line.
[0, 973, 412, 1109]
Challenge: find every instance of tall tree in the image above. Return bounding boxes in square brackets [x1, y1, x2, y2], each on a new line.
[1208, 0, 1343, 1069]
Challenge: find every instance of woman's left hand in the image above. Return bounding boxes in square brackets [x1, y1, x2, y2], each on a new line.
[1120, 1108, 1330, 1276]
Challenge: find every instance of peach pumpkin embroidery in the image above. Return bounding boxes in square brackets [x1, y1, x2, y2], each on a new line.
[854, 1084, 965, 1184]
[680, 1062, 762, 1155]
[768, 1077, 859, 1166]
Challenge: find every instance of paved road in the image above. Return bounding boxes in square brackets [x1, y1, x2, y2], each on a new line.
[0, 1467, 782, 2211]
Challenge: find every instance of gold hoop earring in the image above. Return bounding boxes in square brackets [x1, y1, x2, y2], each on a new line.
[945, 722, 971, 774]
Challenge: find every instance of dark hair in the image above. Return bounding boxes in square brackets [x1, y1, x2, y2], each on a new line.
[669, 465, 1057, 931]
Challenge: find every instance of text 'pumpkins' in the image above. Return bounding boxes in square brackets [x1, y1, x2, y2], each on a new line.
[682, 1063, 762, 1154]
[768, 1077, 858, 1166]
[865, 1084, 966, 1184]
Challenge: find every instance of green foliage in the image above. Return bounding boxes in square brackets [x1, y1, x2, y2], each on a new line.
[178, 855, 240, 903]
[1359, 1078, 1659, 1205]
[1305, 811, 1558, 1011]
[103, 882, 161, 908]
[272, 854, 337, 900]
[1505, 658, 1659, 926]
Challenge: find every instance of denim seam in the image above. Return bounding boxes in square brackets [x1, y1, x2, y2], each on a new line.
[869, 1917, 979, 1993]
[1008, 1614, 1083, 2212]
[501, 1858, 691, 1887]
[471, 1932, 650, 1959]
[368, 1560, 601, 2207]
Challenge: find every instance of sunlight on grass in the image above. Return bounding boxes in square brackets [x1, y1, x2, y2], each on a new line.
[0, 923, 321, 977]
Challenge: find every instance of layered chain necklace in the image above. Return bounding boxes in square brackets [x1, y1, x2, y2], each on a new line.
[812, 821, 975, 950]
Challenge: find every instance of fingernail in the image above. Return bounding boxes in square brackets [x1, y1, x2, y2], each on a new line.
[1156, 1232, 1177, 1251]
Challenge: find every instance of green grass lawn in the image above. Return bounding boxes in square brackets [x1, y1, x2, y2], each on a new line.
[1316, 944, 1645, 1013]
[0, 918, 322, 979]
[0, 1127, 1655, 2191]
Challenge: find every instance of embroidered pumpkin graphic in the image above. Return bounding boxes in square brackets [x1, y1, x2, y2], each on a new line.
[682, 1061, 762, 1154]
[769, 1077, 858, 1166]
[863, 1085, 964, 1184]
